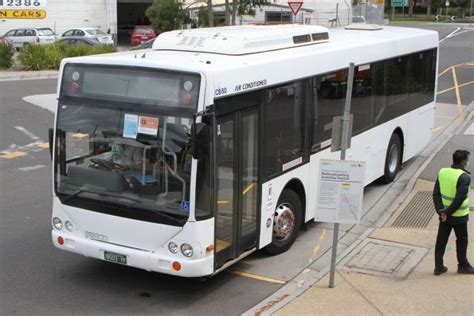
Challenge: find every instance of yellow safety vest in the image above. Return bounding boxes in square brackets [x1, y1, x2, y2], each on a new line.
[438, 168, 470, 217]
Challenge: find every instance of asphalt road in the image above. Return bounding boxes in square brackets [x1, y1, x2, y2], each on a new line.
[0, 24, 473, 315]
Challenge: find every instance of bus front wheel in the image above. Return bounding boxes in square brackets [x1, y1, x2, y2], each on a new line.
[382, 133, 402, 184]
[264, 189, 302, 255]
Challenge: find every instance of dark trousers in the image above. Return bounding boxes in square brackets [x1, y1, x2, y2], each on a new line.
[435, 221, 470, 268]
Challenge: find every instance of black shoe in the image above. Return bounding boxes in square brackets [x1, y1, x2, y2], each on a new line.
[457, 265, 474, 274]
[434, 266, 448, 275]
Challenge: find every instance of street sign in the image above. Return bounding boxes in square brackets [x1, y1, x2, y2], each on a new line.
[391, 0, 407, 7]
[287, 2, 303, 15]
[0, 0, 47, 9]
[0, 9, 46, 19]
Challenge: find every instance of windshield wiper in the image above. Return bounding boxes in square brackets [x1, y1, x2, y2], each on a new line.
[147, 209, 186, 225]
[62, 188, 142, 203]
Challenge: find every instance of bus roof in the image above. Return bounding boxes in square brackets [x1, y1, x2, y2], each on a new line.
[64, 25, 438, 103]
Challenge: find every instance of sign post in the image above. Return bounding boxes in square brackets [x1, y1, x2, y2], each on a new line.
[329, 62, 355, 288]
[390, 0, 407, 20]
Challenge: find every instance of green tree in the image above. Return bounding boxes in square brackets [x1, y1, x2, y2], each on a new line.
[146, 0, 188, 33]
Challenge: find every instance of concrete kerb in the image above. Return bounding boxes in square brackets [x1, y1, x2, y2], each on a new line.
[0, 70, 58, 82]
[243, 102, 474, 316]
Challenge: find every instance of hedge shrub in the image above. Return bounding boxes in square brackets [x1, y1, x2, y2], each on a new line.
[19, 43, 117, 70]
[0, 43, 14, 70]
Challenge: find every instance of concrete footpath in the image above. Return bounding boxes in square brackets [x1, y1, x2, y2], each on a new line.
[248, 103, 474, 315]
[276, 190, 474, 315]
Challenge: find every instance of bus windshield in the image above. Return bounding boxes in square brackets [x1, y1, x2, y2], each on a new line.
[54, 65, 201, 225]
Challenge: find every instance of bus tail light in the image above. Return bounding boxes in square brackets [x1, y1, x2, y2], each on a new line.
[57, 236, 64, 245]
[172, 261, 181, 271]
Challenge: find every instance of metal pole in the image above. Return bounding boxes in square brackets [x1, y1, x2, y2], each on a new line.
[329, 62, 355, 288]
[470, 0, 472, 23]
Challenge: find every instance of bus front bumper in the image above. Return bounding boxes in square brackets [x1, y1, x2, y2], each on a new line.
[52, 230, 214, 277]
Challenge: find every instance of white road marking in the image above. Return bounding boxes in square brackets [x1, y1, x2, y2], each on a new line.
[439, 27, 461, 43]
[18, 165, 45, 171]
[23, 94, 57, 113]
[14, 126, 40, 140]
[464, 123, 474, 135]
[1, 144, 18, 154]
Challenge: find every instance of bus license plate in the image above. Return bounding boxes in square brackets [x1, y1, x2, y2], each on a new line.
[104, 251, 127, 265]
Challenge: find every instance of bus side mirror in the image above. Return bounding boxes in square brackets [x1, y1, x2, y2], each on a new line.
[191, 122, 208, 160]
[48, 127, 54, 160]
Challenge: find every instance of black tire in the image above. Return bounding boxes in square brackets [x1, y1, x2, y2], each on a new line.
[382, 133, 402, 184]
[264, 189, 302, 255]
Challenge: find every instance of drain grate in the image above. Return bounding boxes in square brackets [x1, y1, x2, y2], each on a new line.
[392, 191, 435, 228]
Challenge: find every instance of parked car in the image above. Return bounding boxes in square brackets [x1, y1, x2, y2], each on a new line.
[60, 28, 114, 45]
[130, 25, 157, 47]
[2, 28, 56, 50]
[56, 37, 101, 47]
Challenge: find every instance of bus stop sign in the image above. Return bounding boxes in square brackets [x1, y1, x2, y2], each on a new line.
[287, 2, 303, 15]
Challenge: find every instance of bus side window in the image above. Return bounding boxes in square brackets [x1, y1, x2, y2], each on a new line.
[264, 81, 304, 177]
[311, 71, 346, 152]
[351, 65, 374, 135]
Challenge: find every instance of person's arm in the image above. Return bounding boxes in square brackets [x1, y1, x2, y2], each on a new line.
[444, 173, 471, 215]
[433, 179, 444, 214]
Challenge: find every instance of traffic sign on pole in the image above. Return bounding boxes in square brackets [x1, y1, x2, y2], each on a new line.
[391, 0, 407, 7]
[287, 2, 303, 15]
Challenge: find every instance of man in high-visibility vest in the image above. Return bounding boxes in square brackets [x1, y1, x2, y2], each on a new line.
[433, 149, 473, 275]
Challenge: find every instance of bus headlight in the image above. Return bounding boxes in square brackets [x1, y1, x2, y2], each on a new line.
[181, 243, 193, 257]
[65, 221, 74, 232]
[168, 242, 178, 254]
[52, 217, 63, 230]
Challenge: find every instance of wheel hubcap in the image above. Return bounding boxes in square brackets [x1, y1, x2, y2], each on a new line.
[388, 144, 399, 174]
[273, 204, 295, 241]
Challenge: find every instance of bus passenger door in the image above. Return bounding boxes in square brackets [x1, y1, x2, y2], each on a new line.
[215, 107, 259, 268]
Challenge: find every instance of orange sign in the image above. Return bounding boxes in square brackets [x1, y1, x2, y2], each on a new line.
[0, 9, 46, 19]
[138, 116, 159, 135]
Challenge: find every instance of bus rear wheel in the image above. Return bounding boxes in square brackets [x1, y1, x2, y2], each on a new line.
[264, 189, 302, 255]
[382, 133, 402, 184]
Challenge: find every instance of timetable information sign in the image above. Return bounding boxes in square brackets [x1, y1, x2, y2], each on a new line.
[316, 159, 365, 224]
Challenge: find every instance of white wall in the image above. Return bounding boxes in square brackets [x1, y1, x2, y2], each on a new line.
[0, 0, 113, 36]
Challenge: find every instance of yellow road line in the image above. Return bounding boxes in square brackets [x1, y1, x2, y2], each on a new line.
[227, 270, 286, 285]
[451, 67, 462, 106]
[242, 182, 256, 195]
[432, 127, 443, 132]
[319, 228, 327, 240]
[309, 244, 320, 263]
[438, 60, 474, 77]
[434, 115, 455, 119]
[0, 151, 27, 159]
[36, 142, 49, 149]
[217, 200, 231, 205]
[437, 80, 474, 95]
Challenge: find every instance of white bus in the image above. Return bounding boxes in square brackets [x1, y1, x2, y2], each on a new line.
[51, 24, 438, 277]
